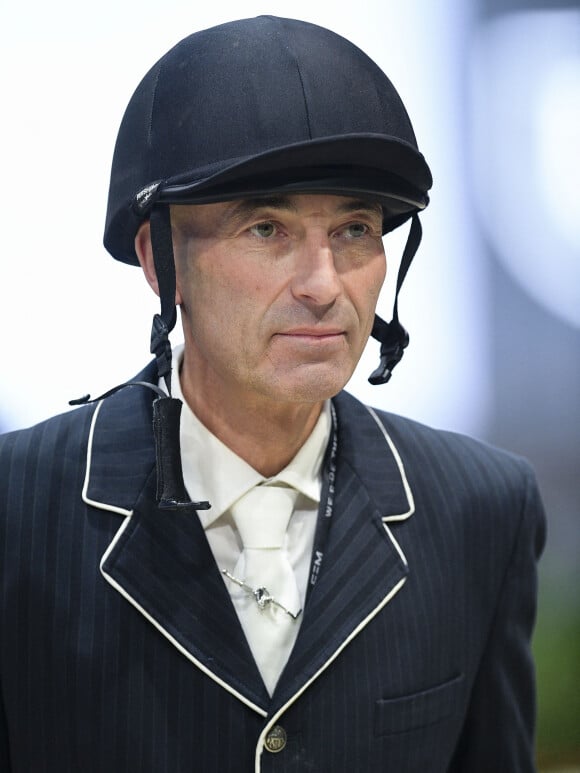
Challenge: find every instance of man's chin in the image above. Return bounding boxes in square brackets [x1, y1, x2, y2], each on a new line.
[266, 361, 355, 404]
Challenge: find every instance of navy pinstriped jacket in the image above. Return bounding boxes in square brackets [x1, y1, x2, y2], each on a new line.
[0, 362, 546, 772]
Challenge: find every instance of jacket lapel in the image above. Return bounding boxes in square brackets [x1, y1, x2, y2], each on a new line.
[84, 366, 270, 716]
[273, 390, 413, 709]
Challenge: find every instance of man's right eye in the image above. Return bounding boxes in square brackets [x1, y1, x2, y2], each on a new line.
[249, 222, 277, 238]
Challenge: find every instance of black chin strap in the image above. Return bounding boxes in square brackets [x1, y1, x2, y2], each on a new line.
[369, 213, 422, 385]
[149, 205, 178, 395]
[144, 205, 208, 510]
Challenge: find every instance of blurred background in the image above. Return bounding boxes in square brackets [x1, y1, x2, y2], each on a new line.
[0, 0, 578, 767]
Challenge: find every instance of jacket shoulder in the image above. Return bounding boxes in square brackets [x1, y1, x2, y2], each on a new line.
[337, 390, 542, 523]
[374, 407, 531, 473]
[0, 405, 98, 499]
[0, 360, 158, 489]
[369, 404, 544, 537]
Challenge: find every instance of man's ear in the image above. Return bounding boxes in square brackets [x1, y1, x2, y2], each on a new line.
[135, 221, 160, 297]
[134, 221, 183, 304]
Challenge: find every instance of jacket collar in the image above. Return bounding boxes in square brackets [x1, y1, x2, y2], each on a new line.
[84, 367, 414, 716]
[332, 390, 414, 523]
[83, 361, 158, 515]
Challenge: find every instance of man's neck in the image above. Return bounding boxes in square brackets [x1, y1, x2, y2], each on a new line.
[179, 366, 324, 478]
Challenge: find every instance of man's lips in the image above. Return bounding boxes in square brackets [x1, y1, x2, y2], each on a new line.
[273, 328, 347, 347]
[276, 328, 346, 339]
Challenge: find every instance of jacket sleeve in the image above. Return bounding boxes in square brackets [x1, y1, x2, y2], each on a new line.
[449, 463, 547, 772]
[0, 689, 10, 772]
[0, 434, 11, 771]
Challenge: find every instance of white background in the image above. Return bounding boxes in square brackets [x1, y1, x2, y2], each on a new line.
[0, 0, 521, 435]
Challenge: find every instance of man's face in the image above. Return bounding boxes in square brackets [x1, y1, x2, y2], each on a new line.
[171, 193, 386, 408]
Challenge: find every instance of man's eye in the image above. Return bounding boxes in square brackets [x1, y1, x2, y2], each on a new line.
[250, 222, 277, 238]
[345, 223, 369, 238]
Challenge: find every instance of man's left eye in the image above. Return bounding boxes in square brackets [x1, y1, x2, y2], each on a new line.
[345, 223, 368, 238]
[250, 222, 277, 238]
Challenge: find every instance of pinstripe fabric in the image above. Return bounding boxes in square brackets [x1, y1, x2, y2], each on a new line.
[0, 364, 546, 772]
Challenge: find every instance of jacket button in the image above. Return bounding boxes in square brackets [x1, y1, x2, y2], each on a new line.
[264, 725, 287, 753]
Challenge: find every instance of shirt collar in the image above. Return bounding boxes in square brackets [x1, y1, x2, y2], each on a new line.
[170, 346, 331, 528]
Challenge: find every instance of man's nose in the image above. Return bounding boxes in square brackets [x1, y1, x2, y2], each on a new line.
[291, 234, 342, 307]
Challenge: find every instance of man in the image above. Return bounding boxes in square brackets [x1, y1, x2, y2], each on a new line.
[0, 16, 545, 772]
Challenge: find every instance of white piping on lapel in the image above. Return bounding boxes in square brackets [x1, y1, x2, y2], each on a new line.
[383, 522, 409, 568]
[82, 400, 132, 517]
[99, 516, 269, 719]
[365, 406, 415, 522]
[254, 576, 407, 772]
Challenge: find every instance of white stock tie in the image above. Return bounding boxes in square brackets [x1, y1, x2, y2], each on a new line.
[228, 484, 301, 695]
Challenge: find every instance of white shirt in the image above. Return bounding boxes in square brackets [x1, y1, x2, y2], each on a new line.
[169, 347, 331, 683]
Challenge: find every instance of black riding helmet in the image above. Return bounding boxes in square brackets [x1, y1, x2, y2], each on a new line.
[104, 14, 431, 376]
[95, 16, 432, 508]
[105, 16, 431, 259]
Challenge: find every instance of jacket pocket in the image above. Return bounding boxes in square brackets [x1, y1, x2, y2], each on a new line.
[374, 673, 464, 736]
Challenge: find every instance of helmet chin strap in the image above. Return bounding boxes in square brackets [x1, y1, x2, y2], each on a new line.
[147, 205, 210, 511]
[149, 205, 178, 395]
[369, 214, 422, 385]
